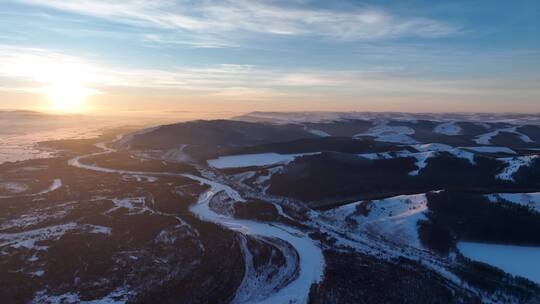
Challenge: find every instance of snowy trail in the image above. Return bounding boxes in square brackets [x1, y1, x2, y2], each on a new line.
[68, 143, 325, 304]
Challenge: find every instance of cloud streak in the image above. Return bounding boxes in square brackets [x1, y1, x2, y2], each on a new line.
[14, 0, 459, 43]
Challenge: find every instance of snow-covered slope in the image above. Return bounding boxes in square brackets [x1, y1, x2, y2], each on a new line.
[486, 192, 540, 213]
[496, 155, 539, 181]
[462, 146, 516, 154]
[475, 127, 533, 145]
[357, 143, 475, 176]
[323, 194, 428, 249]
[305, 128, 331, 137]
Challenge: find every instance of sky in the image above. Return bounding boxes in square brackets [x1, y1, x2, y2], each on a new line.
[0, 0, 539, 117]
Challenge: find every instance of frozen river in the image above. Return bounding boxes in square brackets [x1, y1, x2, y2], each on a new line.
[69, 140, 325, 304]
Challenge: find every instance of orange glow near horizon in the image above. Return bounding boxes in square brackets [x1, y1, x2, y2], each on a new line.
[45, 84, 94, 113]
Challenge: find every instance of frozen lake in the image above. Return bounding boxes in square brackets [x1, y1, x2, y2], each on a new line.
[0, 111, 138, 165]
[457, 242, 540, 284]
[0, 126, 103, 164]
[207, 152, 319, 169]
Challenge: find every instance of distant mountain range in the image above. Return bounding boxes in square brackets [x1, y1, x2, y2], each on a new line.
[234, 111, 540, 125]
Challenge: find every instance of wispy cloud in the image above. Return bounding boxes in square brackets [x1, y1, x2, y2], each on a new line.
[14, 0, 459, 44]
[142, 33, 234, 49]
[1, 45, 536, 104]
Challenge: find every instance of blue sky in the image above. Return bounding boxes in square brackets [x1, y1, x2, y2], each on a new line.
[0, 0, 539, 115]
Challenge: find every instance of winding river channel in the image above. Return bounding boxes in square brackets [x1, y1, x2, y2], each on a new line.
[68, 141, 325, 304]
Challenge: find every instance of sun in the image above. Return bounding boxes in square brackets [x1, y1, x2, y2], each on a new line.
[34, 58, 100, 114]
[46, 85, 84, 113]
[45, 83, 96, 113]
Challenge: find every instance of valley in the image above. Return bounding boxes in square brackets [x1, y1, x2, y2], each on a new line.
[1, 112, 540, 303]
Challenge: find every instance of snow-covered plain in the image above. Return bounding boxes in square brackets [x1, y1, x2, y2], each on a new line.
[0, 179, 62, 199]
[0, 202, 74, 231]
[107, 197, 150, 215]
[0, 182, 28, 194]
[354, 121, 417, 144]
[32, 287, 131, 304]
[207, 152, 319, 169]
[0, 222, 111, 251]
[0, 114, 128, 165]
[433, 121, 462, 136]
[458, 242, 540, 285]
